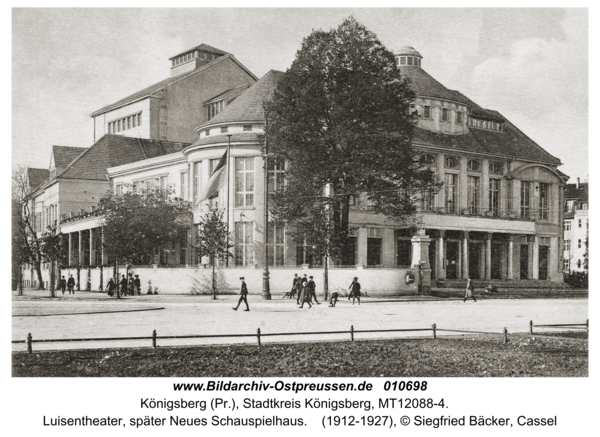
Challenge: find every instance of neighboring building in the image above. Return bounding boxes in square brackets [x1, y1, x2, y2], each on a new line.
[90, 43, 257, 145]
[563, 178, 588, 272]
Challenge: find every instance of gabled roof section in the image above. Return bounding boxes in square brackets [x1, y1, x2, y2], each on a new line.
[90, 54, 257, 117]
[565, 183, 588, 201]
[52, 145, 87, 169]
[169, 43, 228, 60]
[57, 135, 190, 181]
[204, 83, 252, 105]
[413, 109, 562, 166]
[399, 65, 472, 105]
[196, 70, 285, 130]
[27, 168, 49, 191]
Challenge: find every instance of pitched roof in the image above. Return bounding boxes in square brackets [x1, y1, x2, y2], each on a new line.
[399, 65, 472, 105]
[196, 70, 285, 130]
[52, 145, 87, 169]
[90, 54, 256, 117]
[58, 135, 190, 181]
[413, 112, 562, 165]
[27, 168, 49, 191]
[204, 83, 252, 105]
[565, 182, 588, 201]
[168, 43, 228, 60]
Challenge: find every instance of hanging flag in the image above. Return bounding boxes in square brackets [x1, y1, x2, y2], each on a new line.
[197, 149, 228, 204]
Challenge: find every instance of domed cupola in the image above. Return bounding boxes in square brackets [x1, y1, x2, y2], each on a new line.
[394, 46, 423, 68]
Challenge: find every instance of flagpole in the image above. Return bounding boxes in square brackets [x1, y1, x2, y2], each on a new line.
[226, 135, 231, 268]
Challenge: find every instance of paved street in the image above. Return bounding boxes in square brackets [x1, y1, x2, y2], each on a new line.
[12, 290, 588, 352]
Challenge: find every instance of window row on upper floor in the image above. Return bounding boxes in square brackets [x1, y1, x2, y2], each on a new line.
[420, 154, 504, 174]
[108, 112, 142, 134]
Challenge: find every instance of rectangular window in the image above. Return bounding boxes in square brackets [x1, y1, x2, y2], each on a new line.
[578, 219, 582, 228]
[116, 184, 122, 196]
[180, 172, 188, 199]
[194, 161, 201, 204]
[578, 239, 581, 249]
[467, 176, 480, 214]
[267, 160, 285, 194]
[564, 221, 571, 231]
[565, 240, 571, 251]
[243, 125, 252, 131]
[521, 181, 532, 218]
[160, 176, 167, 189]
[400, 57, 406, 65]
[146, 178, 154, 190]
[407, 57, 413, 65]
[489, 178, 500, 216]
[132, 115, 137, 128]
[539, 183, 549, 220]
[267, 226, 285, 266]
[138, 113, 142, 126]
[221, 126, 228, 133]
[563, 259, 570, 271]
[235, 157, 254, 207]
[205, 129, 210, 136]
[424, 106, 431, 119]
[456, 111, 462, 124]
[444, 173, 457, 213]
[127, 117, 131, 129]
[442, 108, 449, 122]
[235, 222, 254, 266]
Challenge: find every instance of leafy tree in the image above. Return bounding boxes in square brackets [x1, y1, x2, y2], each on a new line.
[195, 206, 233, 299]
[39, 224, 68, 297]
[264, 17, 440, 262]
[98, 185, 191, 269]
[12, 166, 45, 289]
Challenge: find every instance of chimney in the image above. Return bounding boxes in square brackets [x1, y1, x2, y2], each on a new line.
[577, 177, 580, 189]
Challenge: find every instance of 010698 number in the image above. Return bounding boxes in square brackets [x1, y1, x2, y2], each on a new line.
[383, 381, 427, 391]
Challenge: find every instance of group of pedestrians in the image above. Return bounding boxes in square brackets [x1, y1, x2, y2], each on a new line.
[58, 275, 76, 295]
[104, 273, 142, 297]
[288, 273, 321, 309]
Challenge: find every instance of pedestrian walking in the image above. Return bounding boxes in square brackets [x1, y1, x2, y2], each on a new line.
[307, 276, 321, 304]
[134, 275, 141, 295]
[464, 276, 477, 302]
[127, 273, 135, 296]
[329, 291, 339, 307]
[67, 275, 75, 294]
[294, 273, 304, 304]
[119, 275, 128, 297]
[59, 276, 67, 295]
[287, 273, 300, 300]
[348, 277, 361, 305]
[106, 277, 116, 296]
[232, 277, 250, 311]
[299, 276, 312, 309]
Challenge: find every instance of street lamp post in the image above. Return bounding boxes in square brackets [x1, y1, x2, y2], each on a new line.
[262, 123, 271, 300]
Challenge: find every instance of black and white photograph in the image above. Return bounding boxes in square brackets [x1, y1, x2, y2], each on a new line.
[8, 5, 593, 435]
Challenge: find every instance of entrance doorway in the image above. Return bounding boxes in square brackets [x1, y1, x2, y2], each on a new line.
[491, 243, 503, 279]
[446, 241, 459, 279]
[397, 239, 411, 266]
[468, 243, 481, 279]
[539, 246, 549, 280]
[520, 245, 529, 279]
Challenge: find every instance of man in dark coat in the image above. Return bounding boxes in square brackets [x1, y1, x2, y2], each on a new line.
[288, 274, 300, 300]
[127, 273, 135, 296]
[59, 276, 67, 295]
[329, 291, 339, 307]
[233, 277, 250, 311]
[134, 275, 141, 295]
[119, 275, 128, 297]
[295, 274, 303, 304]
[106, 278, 116, 296]
[67, 275, 75, 294]
[348, 277, 361, 305]
[307, 276, 321, 304]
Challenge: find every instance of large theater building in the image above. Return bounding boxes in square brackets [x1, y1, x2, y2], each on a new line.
[100, 45, 567, 293]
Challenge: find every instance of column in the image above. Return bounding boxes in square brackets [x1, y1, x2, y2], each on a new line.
[437, 230, 445, 279]
[68, 232, 73, 265]
[101, 227, 107, 265]
[532, 236, 539, 280]
[356, 227, 368, 266]
[528, 236, 535, 280]
[479, 243, 485, 279]
[462, 231, 469, 279]
[481, 158, 489, 214]
[381, 228, 396, 266]
[411, 229, 432, 294]
[89, 228, 95, 266]
[459, 157, 468, 212]
[507, 235, 514, 279]
[485, 233, 492, 280]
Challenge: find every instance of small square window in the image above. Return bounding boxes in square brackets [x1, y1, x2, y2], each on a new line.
[221, 127, 228, 133]
[407, 57, 413, 65]
[400, 57, 406, 65]
[243, 125, 252, 132]
[205, 129, 210, 136]
[456, 111, 462, 124]
[424, 106, 431, 119]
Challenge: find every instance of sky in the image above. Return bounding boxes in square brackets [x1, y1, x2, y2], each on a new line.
[12, 8, 589, 181]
